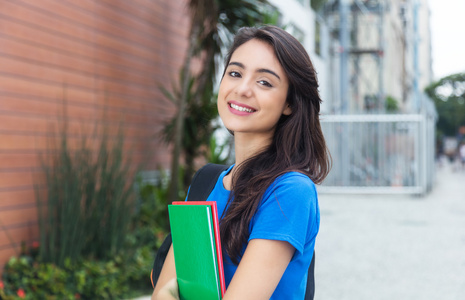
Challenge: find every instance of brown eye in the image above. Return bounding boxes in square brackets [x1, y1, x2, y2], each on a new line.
[229, 71, 241, 78]
[258, 80, 273, 87]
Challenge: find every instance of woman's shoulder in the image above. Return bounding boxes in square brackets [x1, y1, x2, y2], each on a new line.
[268, 171, 316, 195]
[258, 171, 318, 218]
[275, 171, 315, 185]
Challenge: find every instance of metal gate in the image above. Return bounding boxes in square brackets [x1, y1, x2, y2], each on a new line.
[319, 114, 436, 195]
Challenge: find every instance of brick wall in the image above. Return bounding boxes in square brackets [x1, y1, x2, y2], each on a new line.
[0, 0, 189, 271]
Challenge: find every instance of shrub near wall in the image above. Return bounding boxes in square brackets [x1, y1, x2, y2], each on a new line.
[0, 116, 149, 299]
[1, 255, 128, 299]
[36, 120, 135, 267]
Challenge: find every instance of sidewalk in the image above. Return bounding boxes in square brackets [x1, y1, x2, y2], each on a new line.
[315, 161, 465, 300]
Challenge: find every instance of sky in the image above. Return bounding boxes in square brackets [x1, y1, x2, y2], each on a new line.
[428, 0, 465, 80]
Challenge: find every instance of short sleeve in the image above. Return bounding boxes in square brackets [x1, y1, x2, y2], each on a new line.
[248, 172, 318, 255]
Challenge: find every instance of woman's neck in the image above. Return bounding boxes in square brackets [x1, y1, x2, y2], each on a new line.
[233, 133, 272, 167]
[223, 133, 272, 191]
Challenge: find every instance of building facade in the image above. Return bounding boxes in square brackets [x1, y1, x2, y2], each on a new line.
[322, 0, 433, 114]
[0, 0, 189, 271]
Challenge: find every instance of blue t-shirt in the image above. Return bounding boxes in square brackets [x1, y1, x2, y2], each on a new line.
[200, 165, 320, 299]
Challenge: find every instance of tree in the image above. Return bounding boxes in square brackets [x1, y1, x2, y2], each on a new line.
[161, 72, 218, 191]
[311, 0, 329, 12]
[165, 0, 274, 202]
[424, 72, 465, 137]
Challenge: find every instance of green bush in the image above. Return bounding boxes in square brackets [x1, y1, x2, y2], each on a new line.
[36, 120, 135, 267]
[2, 256, 77, 299]
[136, 171, 171, 234]
[1, 254, 132, 299]
[385, 95, 400, 112]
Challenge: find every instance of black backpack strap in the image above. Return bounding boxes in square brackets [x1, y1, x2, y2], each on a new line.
[186, 163, 229, 202]
[304, 251, 315, 300]
[151, 233, 172, 288]
[151, 164, 228, 288]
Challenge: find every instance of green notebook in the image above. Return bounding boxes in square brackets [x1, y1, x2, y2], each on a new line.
[168, 202, 224, 300]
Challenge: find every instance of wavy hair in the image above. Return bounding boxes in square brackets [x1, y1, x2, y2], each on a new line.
[220, 25, 331, 264]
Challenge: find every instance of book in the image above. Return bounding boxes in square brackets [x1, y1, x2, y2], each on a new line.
[169, 201, 225, 300]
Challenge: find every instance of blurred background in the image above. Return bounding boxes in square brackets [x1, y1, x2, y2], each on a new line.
[0, 0, 463, 299]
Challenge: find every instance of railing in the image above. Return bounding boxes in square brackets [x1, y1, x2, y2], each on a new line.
[318, 114, 436, 195]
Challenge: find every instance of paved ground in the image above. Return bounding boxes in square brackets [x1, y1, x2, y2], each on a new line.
[315, 161, 465, 300]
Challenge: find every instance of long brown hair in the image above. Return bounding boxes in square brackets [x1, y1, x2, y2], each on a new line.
[220, 25, 331, 264]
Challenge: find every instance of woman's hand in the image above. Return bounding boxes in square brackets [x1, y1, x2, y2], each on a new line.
[152, 278, 179, 300]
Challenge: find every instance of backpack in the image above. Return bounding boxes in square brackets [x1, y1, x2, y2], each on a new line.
[151, 163, 315, 299]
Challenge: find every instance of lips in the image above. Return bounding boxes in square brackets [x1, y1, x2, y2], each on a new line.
[228, 101, 256, 114]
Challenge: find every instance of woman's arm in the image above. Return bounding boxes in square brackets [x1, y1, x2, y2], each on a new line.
[223, 238, 295, 300]
[152, 239, 293, 299]
[151, 245, 178, 300]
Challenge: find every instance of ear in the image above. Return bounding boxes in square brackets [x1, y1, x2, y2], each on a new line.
[283, 103, 292, 116]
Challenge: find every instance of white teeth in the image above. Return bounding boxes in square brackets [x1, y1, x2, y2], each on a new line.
[230, 103, 254, 113]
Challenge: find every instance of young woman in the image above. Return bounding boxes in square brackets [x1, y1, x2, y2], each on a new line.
[153, 25, 331, 300]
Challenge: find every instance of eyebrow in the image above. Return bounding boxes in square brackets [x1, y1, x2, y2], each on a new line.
[228, 61, 281, 81]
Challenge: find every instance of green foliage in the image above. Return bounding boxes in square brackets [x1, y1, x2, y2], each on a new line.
[76, 259, 126, 298]
[0, 287, 15, 300]
[1, 231, 156, 299]
[133, 169, 176, 245]
[162, 73, 219, 188]
[385, 95, 400, 112]
[115, 245, 154, 295]
[425, 72, 465, 136]
[311, 0, 328, 12]
[1, 255, 75, 299]
[1, 255, 129, 299]
[36, 118, 135, 267]
[260, 4, 282, 25]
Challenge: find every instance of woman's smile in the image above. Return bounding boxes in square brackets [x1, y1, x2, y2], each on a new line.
[228, 101, 257, 115]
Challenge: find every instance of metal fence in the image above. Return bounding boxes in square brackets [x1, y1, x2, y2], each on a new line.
[318, 114, 436, 195]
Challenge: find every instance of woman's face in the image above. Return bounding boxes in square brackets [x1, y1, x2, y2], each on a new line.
[218, 39, 290, 141]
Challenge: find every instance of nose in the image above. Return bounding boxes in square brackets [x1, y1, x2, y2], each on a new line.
[235, 78, 253, 98]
